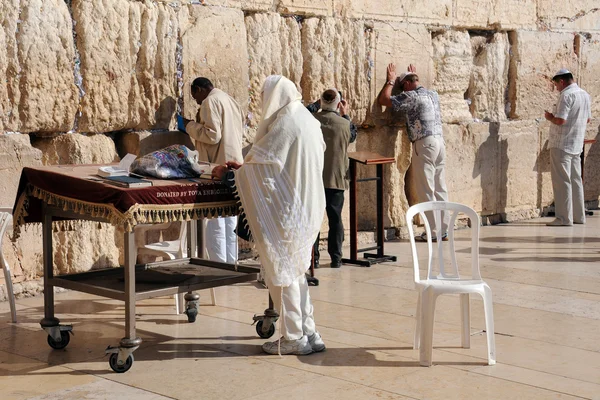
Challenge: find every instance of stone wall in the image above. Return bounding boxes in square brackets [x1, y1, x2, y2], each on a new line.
[1, 0, 599, 294]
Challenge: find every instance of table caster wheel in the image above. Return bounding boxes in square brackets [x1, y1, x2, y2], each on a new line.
[256, 320, 275, 339]
[185, 308, 197, 323]
[47, 330, 70, 350]
[109, 352, 134, 373]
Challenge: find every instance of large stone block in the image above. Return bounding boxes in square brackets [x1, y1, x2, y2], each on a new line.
[245, 13, 303, 131]
[368, 22, 433, 126]
[498, 121, 539, 212]
[0, 0, 78, 133]
[300, 17, 371, 125]
[0, 134, 43, 207]
[0, 135, 40, 283]
[580, 34, 600, 117]
[0, 0, 20, 132]
[583, 121, 600, 203]
[32, 133, 118, 165]
[179, 5, 250, 126]
[537, 0, 600, 32]
[467, 32, 509, 122]
[444, 123, 501, 214]
[278, 0, 332, 16]
[432, 30, 473, 123]
[508, 31, 578, 120]
[116, 130, 194, 158]
[454, 0, 537, 29]
[355, 126, 411, 229]
[73, 0, 178, 132]
[342, 0, 452, 25]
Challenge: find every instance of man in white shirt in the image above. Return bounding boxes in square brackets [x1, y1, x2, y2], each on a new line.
[183, 77, 244, 262]
[545, 69, 592, 226]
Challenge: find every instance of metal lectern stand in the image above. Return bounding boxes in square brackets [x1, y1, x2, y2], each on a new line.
[342, 152, 397, 267]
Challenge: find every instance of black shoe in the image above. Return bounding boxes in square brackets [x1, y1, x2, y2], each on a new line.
[330, 261, 342, 268]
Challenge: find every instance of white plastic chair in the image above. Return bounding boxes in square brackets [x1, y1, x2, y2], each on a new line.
[135, 221, 216, 314]
[1, 207, 17, 323]
[406, 201, 495, 367]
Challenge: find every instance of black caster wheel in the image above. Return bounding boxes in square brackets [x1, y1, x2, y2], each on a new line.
[47, 331, 70, 350]
[109, 352, 134, 373]
[256, 320, 275, 339]
[185, 308, 198, 323]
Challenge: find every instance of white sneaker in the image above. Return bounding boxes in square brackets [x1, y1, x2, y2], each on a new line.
[307, 332, 326, 352]
[262, 335, 313, 355]
[546, 219, 572, 226]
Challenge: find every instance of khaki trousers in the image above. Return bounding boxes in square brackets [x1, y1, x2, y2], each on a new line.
[550, 148, 585, 224]
[412, 135, 449, 235]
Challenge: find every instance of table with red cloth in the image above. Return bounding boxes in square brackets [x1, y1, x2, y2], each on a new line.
[12, 164, 259, 373]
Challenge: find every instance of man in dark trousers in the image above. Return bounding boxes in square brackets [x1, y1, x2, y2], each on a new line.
[307, 89, 357, 268]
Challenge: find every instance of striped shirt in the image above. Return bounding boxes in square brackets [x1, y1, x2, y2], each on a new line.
[548, 83, 592, 154]
[391, 86, 443, 142]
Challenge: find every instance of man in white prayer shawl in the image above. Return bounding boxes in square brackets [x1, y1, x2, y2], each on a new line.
[212, 75, 327, 355]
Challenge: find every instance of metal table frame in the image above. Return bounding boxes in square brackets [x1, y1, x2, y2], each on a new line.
[39, 203, 259, 372]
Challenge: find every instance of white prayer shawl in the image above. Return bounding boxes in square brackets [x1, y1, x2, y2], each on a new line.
[235, 76, 326, 287]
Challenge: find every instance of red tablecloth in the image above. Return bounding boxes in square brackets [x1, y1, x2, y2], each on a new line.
[13, 164, 238, 236]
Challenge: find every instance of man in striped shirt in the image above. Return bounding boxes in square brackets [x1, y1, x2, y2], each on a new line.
[545, 69, 592, 226]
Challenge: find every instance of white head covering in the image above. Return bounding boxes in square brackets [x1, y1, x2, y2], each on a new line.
[235, 75, 325, 287]
[552, 68, 572, 80]
[255, 75, 302, 143]
[320, 88, 341, 112]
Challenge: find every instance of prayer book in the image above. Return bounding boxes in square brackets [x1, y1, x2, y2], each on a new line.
[103, 175, 153, 188]
[197, 162, 219, 180]
[97, 154, 137, 177]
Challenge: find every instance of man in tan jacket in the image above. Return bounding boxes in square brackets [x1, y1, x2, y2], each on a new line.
[182, 77, 244, 263]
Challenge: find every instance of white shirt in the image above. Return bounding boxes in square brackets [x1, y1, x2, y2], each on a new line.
[548, 83, 592, 154]
[186, 88, 244, 164]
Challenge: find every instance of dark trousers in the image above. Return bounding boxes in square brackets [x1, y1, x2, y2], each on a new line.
[313, 188, 345, 265]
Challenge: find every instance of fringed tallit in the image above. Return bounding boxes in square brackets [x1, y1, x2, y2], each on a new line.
[235, 76, 325, 287]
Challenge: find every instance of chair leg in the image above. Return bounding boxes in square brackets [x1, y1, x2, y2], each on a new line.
[482, 284, 496, 365]
[174, 293, 185, 314]
[460, 293, 470, 349]
[419, 288, 437, 367]
[209, 288, 217, 306]
[2, 256, 17, 323]
[413, 291, 422, 350]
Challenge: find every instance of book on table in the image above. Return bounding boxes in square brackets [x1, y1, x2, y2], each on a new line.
[197, 162, 219, 180]
[97, 153, 136, 177]
[103, 175, 153, 188]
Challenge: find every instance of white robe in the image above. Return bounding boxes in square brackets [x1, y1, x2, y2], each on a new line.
[235, 76, 325, 287]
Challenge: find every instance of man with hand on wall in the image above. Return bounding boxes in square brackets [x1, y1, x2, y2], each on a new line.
[545, 69, 592, 226]
[377, 63, 449, 241]
[307, 89, 357, 268]
[180, 77, 244, 263]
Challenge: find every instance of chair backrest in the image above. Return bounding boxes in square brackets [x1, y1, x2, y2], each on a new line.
[176, 220, 188, 258]
[405, 201, 481, 284]
[0, 208, 12, 241]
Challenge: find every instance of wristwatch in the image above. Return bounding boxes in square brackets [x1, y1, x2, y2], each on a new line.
[387, 80, 395, 86]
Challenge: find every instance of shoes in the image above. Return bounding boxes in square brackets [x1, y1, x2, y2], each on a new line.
[417, 232, 448, 242]
[262, 335, 313, 355]
[546, 219, 573, 226]
[330, 261, 342, 268]
[307, 331, 326, 352]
